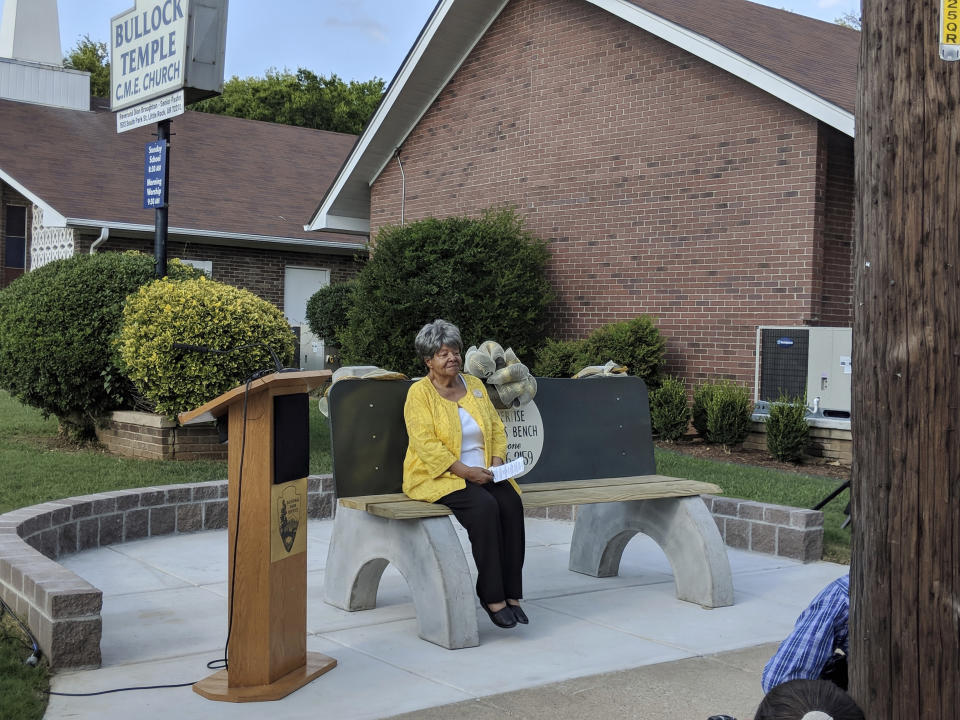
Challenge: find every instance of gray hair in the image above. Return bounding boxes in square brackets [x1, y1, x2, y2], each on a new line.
[415, 319, 463, 361]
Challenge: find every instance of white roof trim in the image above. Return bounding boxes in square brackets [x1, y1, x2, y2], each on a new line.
[304, 212, 370, 235]
[307, 0, 511, 232]
[65, 218, 368, 252]
[0, 168, 67, 225]
[307, 0, 855, 232]
[594, 0, 854, 136]
[365, 0, 511, 186]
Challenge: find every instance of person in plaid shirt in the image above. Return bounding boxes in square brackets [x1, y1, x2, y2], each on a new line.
[762, 574, 850, 692]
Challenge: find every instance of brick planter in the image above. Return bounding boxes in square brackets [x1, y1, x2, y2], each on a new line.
[96, 410, 228, 461]
[744, 417, 852, 466]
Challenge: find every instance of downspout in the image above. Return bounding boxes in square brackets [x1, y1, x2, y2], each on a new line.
[395, 148, 405, 225]
[89, 227, 109, 254]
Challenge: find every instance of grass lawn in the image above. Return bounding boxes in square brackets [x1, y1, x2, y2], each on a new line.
[0, 390, 332, 514]
[0, 612, 48, 720]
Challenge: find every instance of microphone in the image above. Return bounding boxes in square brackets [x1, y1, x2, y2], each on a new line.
[171, 342, 285, 374]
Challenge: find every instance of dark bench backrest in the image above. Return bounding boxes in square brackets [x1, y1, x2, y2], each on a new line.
[328, 377, 655, 498]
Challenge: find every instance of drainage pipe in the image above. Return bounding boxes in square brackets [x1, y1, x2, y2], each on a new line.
[89, 227, 109, 254]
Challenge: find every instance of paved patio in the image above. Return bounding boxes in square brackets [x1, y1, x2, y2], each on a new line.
[45, 517, 846, 720]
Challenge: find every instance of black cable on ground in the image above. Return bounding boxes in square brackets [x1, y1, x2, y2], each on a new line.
[0, 595, 40, 665]
[47, 681, 197, 696]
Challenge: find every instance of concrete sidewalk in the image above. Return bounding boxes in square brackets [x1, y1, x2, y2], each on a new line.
[47, 517, 846, 720]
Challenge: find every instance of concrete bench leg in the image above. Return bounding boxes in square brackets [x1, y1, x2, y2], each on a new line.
[568, 497, 734, 608]
[324, 506, 480, 648]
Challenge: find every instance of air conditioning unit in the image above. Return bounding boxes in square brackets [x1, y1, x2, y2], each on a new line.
[754, 327, 852, 419]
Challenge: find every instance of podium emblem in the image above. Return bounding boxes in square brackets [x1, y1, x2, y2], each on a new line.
[271, 477, 307, 561]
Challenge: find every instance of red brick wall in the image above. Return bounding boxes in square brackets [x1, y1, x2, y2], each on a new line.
[370, 0, 854, 387]
[74, 234, 363, 309]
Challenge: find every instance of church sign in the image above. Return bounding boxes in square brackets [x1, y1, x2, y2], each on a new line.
[110, 0, 229, 112]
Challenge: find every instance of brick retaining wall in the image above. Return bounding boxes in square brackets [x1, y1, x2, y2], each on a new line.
[0, 475, 336, 668]
[95, 411, 228, 461]
[2, 478, 822, 669]
[743, 418, 852, 466]
[524, 496, 823, 563]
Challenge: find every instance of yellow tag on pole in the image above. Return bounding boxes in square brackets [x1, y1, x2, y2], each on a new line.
[942, 0, 960, 60]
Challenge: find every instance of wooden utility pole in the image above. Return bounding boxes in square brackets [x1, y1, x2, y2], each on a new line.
[852, 1, 960, 717]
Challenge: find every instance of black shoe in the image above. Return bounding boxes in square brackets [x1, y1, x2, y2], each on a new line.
[484, 604, 517, 628]
[508, 604, 528, 624]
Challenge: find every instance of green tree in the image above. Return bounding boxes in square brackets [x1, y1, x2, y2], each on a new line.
[834, 11, 861, 30]
[191, 69, 385, 134]
[63, 35, 110, 97]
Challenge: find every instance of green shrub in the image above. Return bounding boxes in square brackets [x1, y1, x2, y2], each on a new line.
[704, 380, 753, 449]
[766, 393, 810, 462]
[338, 208, 552, 377]
[305, 279, 356, 347]
[575, 315, 666, 386]
[0, 251, 201, 440]
[116, 276, 295, 418]
[692, 381, 719, 438]
[532, 337, 585, 377]
[650, 376, 690, 441]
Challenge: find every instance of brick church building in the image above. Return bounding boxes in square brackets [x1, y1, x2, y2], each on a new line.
[308, 0, 858, 387]
[0, 0, 365, 368]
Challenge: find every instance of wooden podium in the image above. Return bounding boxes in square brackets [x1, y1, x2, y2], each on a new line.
[179, 370, 336, 702]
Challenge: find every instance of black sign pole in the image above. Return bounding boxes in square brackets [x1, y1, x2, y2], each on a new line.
[154, 119, 171, 278]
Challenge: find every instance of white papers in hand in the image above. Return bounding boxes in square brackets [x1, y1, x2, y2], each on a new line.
[489, 457, 525, 483]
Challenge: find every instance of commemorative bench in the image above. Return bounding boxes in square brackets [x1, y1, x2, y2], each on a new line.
[323, 376, 733, 649]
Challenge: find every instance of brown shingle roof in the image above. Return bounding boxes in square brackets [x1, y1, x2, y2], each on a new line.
[0, 97, 364, 248]
[629, 0, 858, 114]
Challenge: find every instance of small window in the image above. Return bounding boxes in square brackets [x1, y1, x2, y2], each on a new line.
[176, 258, 212, 277]
[4, 206, 27, 270]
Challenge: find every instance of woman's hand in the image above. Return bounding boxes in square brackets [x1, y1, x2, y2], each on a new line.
[490, 456, 504, 467]
[463, 465, 494, 485]
[450, 460, 494, 484]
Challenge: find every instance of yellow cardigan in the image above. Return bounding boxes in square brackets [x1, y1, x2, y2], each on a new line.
[402, 374, 519, 502]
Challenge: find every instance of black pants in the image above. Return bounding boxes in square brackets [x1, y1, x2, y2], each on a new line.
[438, 481, 525, 605]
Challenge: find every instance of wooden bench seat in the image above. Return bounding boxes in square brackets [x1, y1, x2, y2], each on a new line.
[339, 475, 722, 519]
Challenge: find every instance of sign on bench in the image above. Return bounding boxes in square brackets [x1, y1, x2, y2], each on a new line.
[324, 376, 733, 649]
[330, 377, 658, 494]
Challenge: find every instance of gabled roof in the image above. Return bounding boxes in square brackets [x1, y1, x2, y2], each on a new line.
[0, 97, 366, 253]
[306, 0, 858, 236]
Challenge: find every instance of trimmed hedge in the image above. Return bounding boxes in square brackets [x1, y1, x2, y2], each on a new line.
[692, 381, 718, 438]
[766, 393, 811, 462]
[305, 279, 356, 348]
[704, 380, 753, 449]
[338, 209, 552, 377]
[576, 315, 665, 386]
[116, 276, 295, 418]
[531, 338, 585, 377]
[533, 316, 666, 385]
[650, 376, 690, 441]
[0, 252, 200, 440]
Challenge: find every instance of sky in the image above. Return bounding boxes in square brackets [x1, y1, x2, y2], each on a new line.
[0, 0, 860, 83]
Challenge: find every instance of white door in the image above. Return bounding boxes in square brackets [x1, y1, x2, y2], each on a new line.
[284, 267, 330, 370]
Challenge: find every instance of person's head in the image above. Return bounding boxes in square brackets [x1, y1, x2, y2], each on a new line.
[415, 319, 463, 376]
[754, 679, 864, 720]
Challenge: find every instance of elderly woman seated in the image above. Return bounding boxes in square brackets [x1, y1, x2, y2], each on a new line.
[402, 319, 527, 629]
